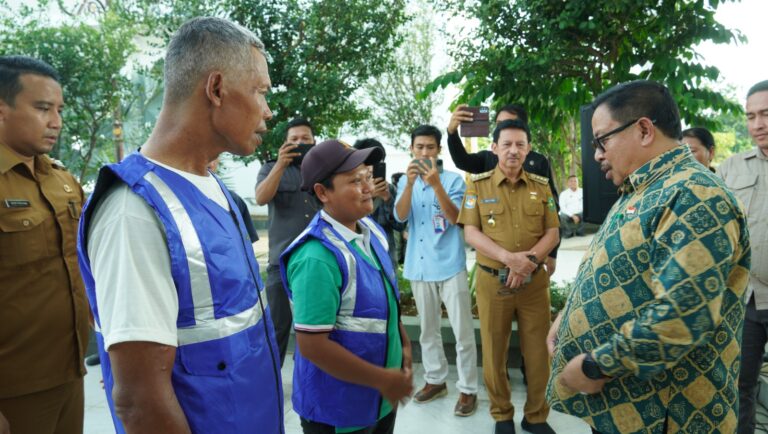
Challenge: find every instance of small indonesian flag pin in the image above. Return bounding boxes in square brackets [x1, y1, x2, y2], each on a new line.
[626, 206, 637, 215]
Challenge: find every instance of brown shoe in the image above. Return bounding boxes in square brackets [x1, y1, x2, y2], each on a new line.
[454, 393, 478, 417]
[413, 383, 448, 403]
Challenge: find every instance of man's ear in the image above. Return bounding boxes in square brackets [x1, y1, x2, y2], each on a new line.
[314, 183, 329, 204]
[0, 99, 11, 122]
[639, 117, 656, 147]
[204, 71, 224, 107]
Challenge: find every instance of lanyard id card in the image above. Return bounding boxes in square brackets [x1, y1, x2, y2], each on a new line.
[433, 214, 446, 233]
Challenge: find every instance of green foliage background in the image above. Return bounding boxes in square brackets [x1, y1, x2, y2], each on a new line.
[424, 0, 747, 189]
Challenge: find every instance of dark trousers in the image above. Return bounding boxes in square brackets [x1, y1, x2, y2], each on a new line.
[0, 378, 83, 434]
[738, 296, 768, 434]
[266, 264, 293, 365]
[300, 410, 396, 434]
[559, 212, 584, 237]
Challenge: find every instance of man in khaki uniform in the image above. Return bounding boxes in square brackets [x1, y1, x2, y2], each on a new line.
[0, 56, 89, 434]
[458, 119, 559, 434]
[720, 79, 768, 434]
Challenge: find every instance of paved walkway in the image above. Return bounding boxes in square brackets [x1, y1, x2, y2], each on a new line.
[84, 358, 594, 434]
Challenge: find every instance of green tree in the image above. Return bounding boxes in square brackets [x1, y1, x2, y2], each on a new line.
[0, 9, 137, 184]
[357, 0, 442, 148]
[117, 0, 409, 162]
[425, 0, 744, 188]
[229, 0, 408, 161]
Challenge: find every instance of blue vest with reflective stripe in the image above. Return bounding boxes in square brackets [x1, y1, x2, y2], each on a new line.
[77, 153, 284, 434]
[279, 212, 400, 427]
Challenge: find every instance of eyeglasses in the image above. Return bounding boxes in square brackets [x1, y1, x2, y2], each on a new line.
[591, 118, 656, 153]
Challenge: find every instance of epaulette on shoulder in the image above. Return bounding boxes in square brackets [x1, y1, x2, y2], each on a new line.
[528, 173, 549, 185]
[470, 170, 493, 182]
[49, 157, 67, 170]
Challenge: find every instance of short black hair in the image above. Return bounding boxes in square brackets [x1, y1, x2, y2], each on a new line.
[309, 174, 337, 197]
[747, 80, 768, 99]
[286, 117, 315, 136]
[391, 171, 405, 186]
[353, 138, 386, 159]
[495, 104, 529, 125]
[567, 175, 578, 180]
[493, 119, 531, 143]
[682, 127, 715, 152]
[410, 124, 442, 146]
[0, 56, 60, 106]
[591, 80, 681, 140]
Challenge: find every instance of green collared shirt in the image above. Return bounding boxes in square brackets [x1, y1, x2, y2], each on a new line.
[547, 145, 751, 433]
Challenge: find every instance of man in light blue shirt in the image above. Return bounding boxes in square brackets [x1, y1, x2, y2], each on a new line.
[395, 124, 479, 417]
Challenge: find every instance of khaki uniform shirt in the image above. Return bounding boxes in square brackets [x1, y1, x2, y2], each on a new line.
[718, 148, 768, 309]
[457, 167, 559, 268]
[0, 143, 89, 398]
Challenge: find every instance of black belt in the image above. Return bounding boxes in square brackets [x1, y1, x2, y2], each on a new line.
[478, 263, 502, 276]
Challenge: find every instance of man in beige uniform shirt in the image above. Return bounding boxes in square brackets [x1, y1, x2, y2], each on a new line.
[0, 56, 89, 434]
[458, 119, 560, 434]
[719, 79, 768, 434]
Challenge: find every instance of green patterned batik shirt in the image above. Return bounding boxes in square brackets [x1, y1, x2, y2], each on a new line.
[546, 146, 751, 434]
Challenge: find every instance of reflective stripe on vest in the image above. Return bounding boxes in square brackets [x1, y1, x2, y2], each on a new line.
[319, 220, 388, 335]
[143, 170, 266, 345]
[363, 216, 389, 251]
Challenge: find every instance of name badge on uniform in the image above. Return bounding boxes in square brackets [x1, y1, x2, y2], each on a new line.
[3, 199, 31, 208]
[529, 191, 538, 201]
[433, 214, 446, 233]
[480, 198, 499, 204]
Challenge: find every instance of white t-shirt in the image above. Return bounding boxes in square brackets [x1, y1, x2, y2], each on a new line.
[559, 187, 583, 217]
[88, 156, 229, 350]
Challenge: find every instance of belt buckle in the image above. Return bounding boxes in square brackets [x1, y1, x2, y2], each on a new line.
[497, 271, 533, 296]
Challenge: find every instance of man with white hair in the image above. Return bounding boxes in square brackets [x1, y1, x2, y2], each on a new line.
[77, 17, 283, 433]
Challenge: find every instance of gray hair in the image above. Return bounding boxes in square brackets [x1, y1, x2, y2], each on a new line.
[164, 16, 269, 104]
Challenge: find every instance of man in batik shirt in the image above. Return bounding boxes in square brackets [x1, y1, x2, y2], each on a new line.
[546, 80, 750, 434]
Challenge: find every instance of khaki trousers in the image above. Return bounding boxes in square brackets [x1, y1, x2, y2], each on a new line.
[0, 378, 83, 434]
[476, 266, 551, 423]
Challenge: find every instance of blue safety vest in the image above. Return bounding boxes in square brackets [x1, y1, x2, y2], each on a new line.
[77, 153, 284, 434]
[279, 212, 400, 428]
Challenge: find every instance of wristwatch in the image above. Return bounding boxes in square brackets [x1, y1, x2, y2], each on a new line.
[581, 353, 607, 380]
[526, 254, 539, 266]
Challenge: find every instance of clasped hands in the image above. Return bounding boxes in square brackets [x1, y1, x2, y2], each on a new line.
[500, 250, 538, 288]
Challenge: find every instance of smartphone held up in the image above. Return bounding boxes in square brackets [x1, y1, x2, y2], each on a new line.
[460, 106, 490, 137]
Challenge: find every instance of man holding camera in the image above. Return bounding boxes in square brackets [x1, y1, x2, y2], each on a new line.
[255, 117, 319, 364]
[395, 125, 479, 416]
[458, 120, 560, 434]
[447, 104, 560, 277]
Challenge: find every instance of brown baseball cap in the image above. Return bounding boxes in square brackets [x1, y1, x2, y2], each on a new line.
[301, 139, 384, 192]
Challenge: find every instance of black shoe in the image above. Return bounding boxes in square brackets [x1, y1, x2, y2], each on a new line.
[495, 420, 516, 434]
[85, 354, 101, 366]
[521, 417, 555, 434]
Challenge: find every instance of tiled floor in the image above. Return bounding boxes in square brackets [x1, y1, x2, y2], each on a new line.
[84, 357, 594, 434]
